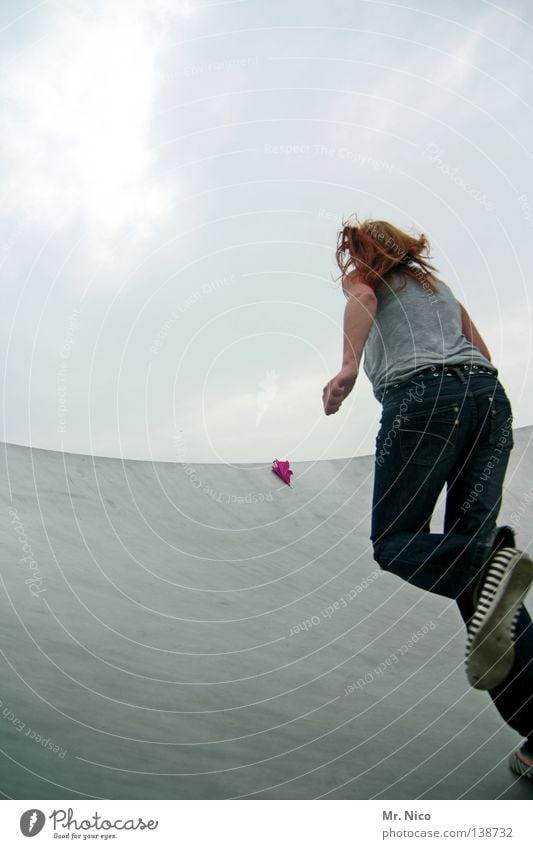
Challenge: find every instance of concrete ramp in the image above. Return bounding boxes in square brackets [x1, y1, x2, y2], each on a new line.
[1, 430, 532, 799]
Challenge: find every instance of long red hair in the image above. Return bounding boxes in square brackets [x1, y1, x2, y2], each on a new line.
[336, 217, 439, 294]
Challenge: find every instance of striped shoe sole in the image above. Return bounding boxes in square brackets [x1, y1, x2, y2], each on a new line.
[509, 748, 533, 780]
[465, 548, 533, 690]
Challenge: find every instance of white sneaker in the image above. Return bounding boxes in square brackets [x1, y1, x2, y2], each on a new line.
[509, 744, 533, 781]
[465, 548, 533, 690]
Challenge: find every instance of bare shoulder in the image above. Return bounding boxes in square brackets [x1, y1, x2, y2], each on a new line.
[342, 272, 377, 302]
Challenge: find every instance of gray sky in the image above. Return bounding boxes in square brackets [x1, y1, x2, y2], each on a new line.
[1, 0, 532, 463]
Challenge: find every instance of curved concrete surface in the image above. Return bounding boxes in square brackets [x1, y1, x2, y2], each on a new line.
[1, 430, 532, 800]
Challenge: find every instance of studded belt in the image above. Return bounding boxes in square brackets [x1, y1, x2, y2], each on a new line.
[411, 364, 497, 380]
[379, 363, 498, 402]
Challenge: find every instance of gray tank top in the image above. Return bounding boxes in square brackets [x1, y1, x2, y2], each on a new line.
[363, 271, 496, 400]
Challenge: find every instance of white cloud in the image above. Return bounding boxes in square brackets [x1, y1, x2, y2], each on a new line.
[0, 2, 180, 253]
[432, 15, 492, 88]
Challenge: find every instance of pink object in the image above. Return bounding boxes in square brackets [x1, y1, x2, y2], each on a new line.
[272, 459, 293, 486]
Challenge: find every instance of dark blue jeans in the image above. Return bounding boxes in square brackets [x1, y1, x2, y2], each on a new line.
[371, 367, 533, 739]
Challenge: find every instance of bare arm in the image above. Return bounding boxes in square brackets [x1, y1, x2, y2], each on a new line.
[341, 280, 378, 371]
[459, 302, 491, 362]
[323, 278, 377, 415]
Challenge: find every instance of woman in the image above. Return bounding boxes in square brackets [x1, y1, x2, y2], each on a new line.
[322, 218, 533, 781]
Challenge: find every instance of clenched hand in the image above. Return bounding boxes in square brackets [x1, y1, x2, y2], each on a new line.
[322, 365, 357, 415]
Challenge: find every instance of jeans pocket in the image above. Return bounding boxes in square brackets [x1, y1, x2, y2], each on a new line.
[398, 403, 460, 467]
[485, 393, 514, 450]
